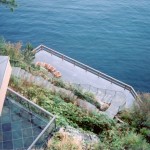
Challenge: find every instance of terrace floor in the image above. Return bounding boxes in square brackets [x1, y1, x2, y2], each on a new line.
[0, 98, 47, 150]
[34, 49, 135, 108]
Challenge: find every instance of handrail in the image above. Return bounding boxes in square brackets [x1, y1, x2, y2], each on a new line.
[118, 101, 126, 112]
[35, 45, 138, 100]
[72, 82, 126, 94]
[27, 116, 56, 150]
[73, 82, 127, 106]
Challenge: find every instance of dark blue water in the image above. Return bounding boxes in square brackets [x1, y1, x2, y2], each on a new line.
[0, 0, 150, 92]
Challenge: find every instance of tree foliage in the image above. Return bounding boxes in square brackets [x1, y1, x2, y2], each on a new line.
[22, 43, 35, 64]
[0, 38, 35, 70]
[0, 0, 17, 11]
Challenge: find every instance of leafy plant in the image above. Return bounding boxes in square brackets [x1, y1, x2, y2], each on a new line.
[9, 77, 114, 134]
[74, 89, 101, 109]
[0, 0, 17, 11]
[52, 78, 66, 88]
[118, 93, 150, 143]
[22, 43, 35, 64]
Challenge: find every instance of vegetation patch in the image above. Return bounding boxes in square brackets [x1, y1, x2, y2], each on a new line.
[1, 39, 149, 149]
[118, 93, 150, 143]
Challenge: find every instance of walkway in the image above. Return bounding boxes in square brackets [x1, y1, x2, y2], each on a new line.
[34, 45, 137, 109]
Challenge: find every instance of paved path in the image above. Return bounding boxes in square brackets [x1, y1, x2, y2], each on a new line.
[34, 50, 135, 108]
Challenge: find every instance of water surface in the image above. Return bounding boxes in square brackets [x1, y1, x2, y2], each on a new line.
[0, 0, 150, 91]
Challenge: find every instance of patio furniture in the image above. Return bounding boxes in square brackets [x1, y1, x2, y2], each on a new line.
[53, 71, 61, 78]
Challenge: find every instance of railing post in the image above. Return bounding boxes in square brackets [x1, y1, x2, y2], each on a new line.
[40, 45, 43, 51]
[62, 55, 64, 61]
[85, 67, 87, 72]
[98, 72, 99, 78]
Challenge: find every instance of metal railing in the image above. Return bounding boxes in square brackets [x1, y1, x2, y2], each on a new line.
[28, 117, 56, 150]
[72, 83, 126, 108]
[35, 44, 138, 101]
[7, 88, 56, 150]
[72, 82, 125, 94]
[118, 101, 126, 112]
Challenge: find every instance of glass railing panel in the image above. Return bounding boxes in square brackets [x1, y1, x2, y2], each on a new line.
[6, 88, 56, 150]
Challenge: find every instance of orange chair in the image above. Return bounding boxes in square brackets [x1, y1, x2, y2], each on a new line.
[46, 64, 55, 72]
[45, 63, 49, 69]
[53, 71, 61, 78]
[50, 66, 56, 72]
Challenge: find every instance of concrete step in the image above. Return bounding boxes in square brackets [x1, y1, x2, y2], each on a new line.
[12, 67, 127, 118]
[102, 93, 115, 104]
[105, 105, 119, 119]
[96, 90, 106, 101]
[104, 93, 126, 118]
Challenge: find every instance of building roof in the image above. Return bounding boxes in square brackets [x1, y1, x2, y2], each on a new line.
[0, 56, 9, 88]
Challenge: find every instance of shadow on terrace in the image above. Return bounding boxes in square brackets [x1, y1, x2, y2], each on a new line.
[0, 88, 56, 150]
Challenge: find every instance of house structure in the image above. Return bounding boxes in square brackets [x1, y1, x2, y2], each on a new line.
[0, 56, 56, 149]
[0, 56, 12, 115]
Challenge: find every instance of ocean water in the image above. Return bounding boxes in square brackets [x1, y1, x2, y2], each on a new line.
[0, 0, 150, 92]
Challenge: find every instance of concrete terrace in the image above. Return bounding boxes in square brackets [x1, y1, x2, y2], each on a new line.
[34, 45, 138, 110]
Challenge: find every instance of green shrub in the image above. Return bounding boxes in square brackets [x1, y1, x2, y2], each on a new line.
[100, 126, 150, 150]
[119, 93, 150, 143]
[0, 39, 35, 71]
[121, 132, 150, 150]
[140, 128, 150, 143]
[9, 77, 114, 134]
[74, 89, 101, 109]
[52, 79, 66, 88]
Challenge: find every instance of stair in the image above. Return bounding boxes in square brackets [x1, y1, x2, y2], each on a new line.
[11, 67, 126, 119]
[105, 105, 119, 119]
[11, 67, 99, 113]
[105, 93, 126, 118]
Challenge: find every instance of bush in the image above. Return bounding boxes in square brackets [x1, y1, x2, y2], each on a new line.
[100, 126, 150, 150]
[121, 132, 150, 150]
[52, 79, 66, 88]
[47, 131, 83, 150]
[9, 77, 114, 134]
[0, 38, 35, 70]
[9, 76, 150, 150]
[74, 89, 101, 109]
[119, 93, 150, 143]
